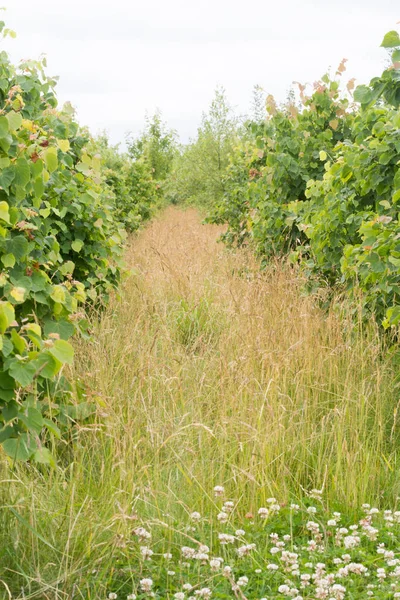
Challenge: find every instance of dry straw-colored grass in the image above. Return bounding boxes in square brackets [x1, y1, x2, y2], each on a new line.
[1, 207, 399, 597]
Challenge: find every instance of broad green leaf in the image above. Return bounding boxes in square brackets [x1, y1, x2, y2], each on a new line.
[5, 110, 23, 131]
[71, 239, 84, 252]
[0, 301, 15, 333]
[57, 139, 70, 153]
[43, 147, 58, 173]
[14, 157, 30, 187]
[0, 201, 10, 224]
[319, 151, 327, 161]
[2, 435, 31, 461]
[0, 115, 9, 137]
[48, 339, 74, 365]
[353, 85, 373, 105]
[33, 446, 55, 467]
[10, 286, 26, 303]
[1, 253, 15, 268]
[8, 359, 37, 387]
[381, 30, 400, 48]
[11, 328, 26, 353]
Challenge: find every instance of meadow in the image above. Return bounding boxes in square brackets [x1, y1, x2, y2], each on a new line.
[0, 20, 400, 600]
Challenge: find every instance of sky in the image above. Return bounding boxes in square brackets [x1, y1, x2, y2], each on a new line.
[2, 0, 399, 147]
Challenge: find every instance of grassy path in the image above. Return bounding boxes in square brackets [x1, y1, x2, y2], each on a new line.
[1, 207, 399, 597]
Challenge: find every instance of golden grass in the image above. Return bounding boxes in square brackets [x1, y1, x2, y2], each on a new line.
[1, 207, 399, 597]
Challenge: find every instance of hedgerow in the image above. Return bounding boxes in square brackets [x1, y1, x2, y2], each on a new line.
[0, 25, 157, 463]
[209, 29, 400, 328]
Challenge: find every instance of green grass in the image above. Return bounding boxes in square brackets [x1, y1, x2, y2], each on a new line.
[1, 208, 399, 598]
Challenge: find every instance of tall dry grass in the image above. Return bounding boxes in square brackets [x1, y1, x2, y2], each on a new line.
[1, 207, 399, 597]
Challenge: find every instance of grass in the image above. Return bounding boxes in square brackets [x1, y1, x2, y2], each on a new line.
[0, 207, 399, 598]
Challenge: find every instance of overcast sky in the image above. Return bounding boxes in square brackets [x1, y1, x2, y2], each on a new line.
[2, 1, 399, 146]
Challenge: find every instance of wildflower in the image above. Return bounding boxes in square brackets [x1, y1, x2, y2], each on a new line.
[219, 533, 235, 544]
[258, 507, 269, 519]
[183, 584, 193, 591]
[190, 511, 201, 522]
[343, 535, 360, 549]
[108, 595, 117, 600]
[223, 501, 234, 513]
[163, 552, 173, 559]
[194, 588, 211, 599]
[237, 543, 256, 557]
[278, 584, 291, 594]
[237, 576, 249, 587]
[127, 595, 136, 600]
[255, 568, 262, 573]
[214, 485, 224, 497]
[290, 504, 300, 512]
[327, 519, 337, 527]
[307, 506, 317, 514]
[267, 563, 279, 570]
[182, 546, 196, 559]
[140, 579, 153, 593]
[174, 594, 185, 600]
[235, 529, 245, 536]
[217, 511, 229, 523]
[167, 570, 176, 576]
[140, 546, 153, 560]
[223, 565, 232, 577]
[267, 497, 277, 504]
[210, 558, 222, 571]
[133, 526, 151, 541]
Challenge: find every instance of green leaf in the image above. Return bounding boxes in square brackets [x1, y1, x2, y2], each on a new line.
[353, 85, 373, 105]
[19, 407, 43, 434]
[8, 360, 37, 387]
[319, 151, 327, 161]
[0, 115, 9, 137]
[381, 30, 400, 48]
[0, 201, 10, 224]
[7, 236, 29, 260]
[71, 239, 84, 252]
[0, 301, 15, 333]
[31, 351, 60, 379]
[2, 434, 32, 461]
[43, 147, 58, 173]
[44, 319, 75, 341]
[1, 253, 15, 268]
[33, 446, 55, 467]
[48, 339, 74, 365]
[0, 166, 15, 190]
[14, 157, 30, 187]
[5, 110, 23, 131]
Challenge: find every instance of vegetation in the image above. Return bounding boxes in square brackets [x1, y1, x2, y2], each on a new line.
[1, 15, 400, 600]
[208, 31, 400, 328]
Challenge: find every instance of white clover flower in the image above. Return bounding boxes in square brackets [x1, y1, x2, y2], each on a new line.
[258, 507, 269, 519]
[182, 546, 196, 559]
[327, 519, 337, 527]
[283, 534, 291, 541]
[223, 501, 234, 513]
[183, 584, 193, 591]
[140, 578, 153, 592]
[278, 584, 291, 594]
[267, 497, 277, 504]
[217, 511, 229, 523]
[190, 511, 201, 522]
[237, 543, 256, 557]
[267, 563, 279, 571]
[140, 546, 154, 560]
[163, 552, 173, 559]
[127, 595, 136, 600]
[255, 568, 262, 573]
[174, 594, 185, 600]
[213, 485, 224, 497]
[194, 588, 212, 599]
[270, 546, 280, 554]
[343, 535, 360, 549]
[219, 533, 235, 544]
[307, 506, 317, 514]
[237, 576, 249, 587]
[133, 526, 152, 541]
[235, 529, 245, 536]
[167, 570, 176, 576]
[223, 565, 232, 577]
[210, 558, 222, 571]
[290, 504, 300, 512]
[333, 512, 341, 520]
[108, 594, 117, 600]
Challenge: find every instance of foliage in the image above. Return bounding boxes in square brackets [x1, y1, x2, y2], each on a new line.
[210, 29, 400, 328]
[169, 87, 238, 206]
[0, 29, 128, 462]
[96, 133, 159, 231]
[127, 111, 177, 184]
